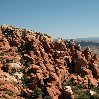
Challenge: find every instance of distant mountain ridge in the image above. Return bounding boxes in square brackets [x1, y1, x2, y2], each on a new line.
[76, 37, 99, 42]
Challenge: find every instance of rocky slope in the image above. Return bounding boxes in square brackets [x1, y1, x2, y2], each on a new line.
[0, 24, 99, 99]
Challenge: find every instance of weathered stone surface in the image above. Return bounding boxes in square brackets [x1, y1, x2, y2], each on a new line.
[0, 25, 99, 99]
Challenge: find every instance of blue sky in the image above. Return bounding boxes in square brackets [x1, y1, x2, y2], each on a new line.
[0, 0, 99, 39]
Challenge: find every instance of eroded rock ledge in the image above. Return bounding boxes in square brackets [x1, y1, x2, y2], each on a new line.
[0, 24, 99, 99]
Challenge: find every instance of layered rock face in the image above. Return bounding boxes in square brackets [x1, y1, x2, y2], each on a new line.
[0, 24, 99, 99]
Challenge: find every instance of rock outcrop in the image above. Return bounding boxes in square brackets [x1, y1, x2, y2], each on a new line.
[0, 24, 99, 99]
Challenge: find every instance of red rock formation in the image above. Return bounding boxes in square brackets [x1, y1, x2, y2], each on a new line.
[0, 24, 99, 99]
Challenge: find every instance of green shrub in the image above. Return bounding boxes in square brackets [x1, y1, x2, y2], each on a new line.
[24, 62, 31, 67]
[75, 90, 90, 99]
[0, 52, 4, 56]
[44, 95, 52, 99]
[31, 86, 43, 99]
[6, 90, 13, 96]
[22, 75, 28, 88]
[91, 87, 99, 94]
[62, 80, 84, 94]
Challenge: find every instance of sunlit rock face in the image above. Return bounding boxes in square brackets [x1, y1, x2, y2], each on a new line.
[0, 24, 99, 99]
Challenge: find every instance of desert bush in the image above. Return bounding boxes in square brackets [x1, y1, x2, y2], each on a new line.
[44, 95, 52, 99]
[22, 75, 28, 88]
[31, 86, 43, 99]
[6, 90, 13, 96]
[75, 90, 89, 99]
